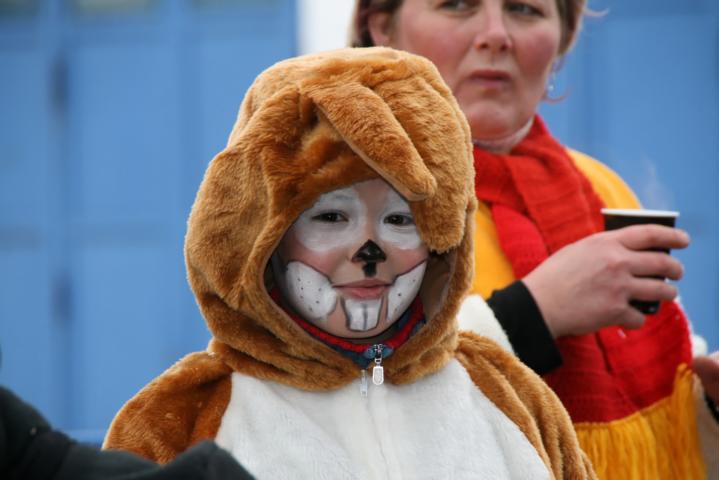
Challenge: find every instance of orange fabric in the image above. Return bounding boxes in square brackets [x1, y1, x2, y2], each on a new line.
[574, 365, 705, 480]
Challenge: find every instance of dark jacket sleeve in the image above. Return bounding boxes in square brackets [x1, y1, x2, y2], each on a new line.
[0, 386, 254, 480]
[486, 280, 563, 375]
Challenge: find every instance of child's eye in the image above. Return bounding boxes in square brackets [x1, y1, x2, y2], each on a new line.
[312, 212, 347, 223]
[506, 1, 543, 16]
[384, 214, 415, 227]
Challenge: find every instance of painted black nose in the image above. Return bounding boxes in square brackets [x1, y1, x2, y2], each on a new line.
[352, 240, 386, 264]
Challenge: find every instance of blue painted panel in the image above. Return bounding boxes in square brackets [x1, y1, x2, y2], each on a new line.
[0, 49, 51, 226]
[64, 38, 186, 431]
[66, 42, 182, 224]
[0, 250, 61, 423]
[0, 44, 64, 424]
[71, 244, 181, 430]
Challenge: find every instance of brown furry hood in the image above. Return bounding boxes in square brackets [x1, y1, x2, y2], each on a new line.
[185, 47, 476, 390]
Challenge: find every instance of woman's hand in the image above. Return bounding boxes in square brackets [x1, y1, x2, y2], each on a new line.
[523, 224, 690, 338]
[694, 352, 719, 405]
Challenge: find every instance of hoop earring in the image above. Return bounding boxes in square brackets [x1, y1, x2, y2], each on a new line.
[546, 71, 556, 94]
[543, 60, 566, 102]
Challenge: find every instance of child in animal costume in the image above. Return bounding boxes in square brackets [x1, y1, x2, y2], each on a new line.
[103, 47, 595, 479]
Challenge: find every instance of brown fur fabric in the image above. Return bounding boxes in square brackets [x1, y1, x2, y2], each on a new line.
[103, 352, 232, 462]
[456, 332, 597, 479]
[184, 47, 476, 390]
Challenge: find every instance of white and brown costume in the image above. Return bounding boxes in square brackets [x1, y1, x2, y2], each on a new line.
[104, 47, 595, 479]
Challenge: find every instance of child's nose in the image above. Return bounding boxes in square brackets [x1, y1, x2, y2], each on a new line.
[351, 240, 387, 264]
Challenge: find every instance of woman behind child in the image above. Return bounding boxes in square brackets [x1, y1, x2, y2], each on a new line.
[104, 47, 595, 479]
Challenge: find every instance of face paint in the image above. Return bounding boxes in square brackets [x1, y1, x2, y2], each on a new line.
[376, 188, 424, 250]
[386, 261, 426, 321]
[291, 189, 366, 253]
[274, 259, 337, 324]
[272, 179, 429, 339]
[352, 240, 386, 277]
[343, 297, 383, 331]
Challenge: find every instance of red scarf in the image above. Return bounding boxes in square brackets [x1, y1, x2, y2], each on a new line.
[473, 116, 692, 423]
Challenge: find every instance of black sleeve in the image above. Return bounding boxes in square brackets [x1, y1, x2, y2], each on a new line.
[57, 440, 255, 480]
[0, 386, 254, 480]
[486, 280, 563, 375]
[1, 385, 70, 480]
[706, 394, 719, 425]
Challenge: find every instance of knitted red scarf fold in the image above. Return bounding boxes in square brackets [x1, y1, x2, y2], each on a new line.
[473, 115, 692, 423]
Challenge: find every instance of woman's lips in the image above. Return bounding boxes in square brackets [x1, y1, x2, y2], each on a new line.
[334, 280, 390, 300]
[468, 69, 511, 90]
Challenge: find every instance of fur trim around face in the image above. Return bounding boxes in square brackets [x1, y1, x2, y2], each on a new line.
[184, 47, 476, 390]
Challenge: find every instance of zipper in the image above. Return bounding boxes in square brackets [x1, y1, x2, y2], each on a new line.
[360, 343, 385, 396]
[372, 344, 385, 386]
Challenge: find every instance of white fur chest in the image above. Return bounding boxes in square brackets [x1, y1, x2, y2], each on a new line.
[214, 360, 549, 480]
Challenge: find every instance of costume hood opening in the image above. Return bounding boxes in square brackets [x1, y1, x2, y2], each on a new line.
[185, 47, 476, 390]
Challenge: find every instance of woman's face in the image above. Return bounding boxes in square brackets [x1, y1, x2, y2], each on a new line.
[369, 0, 562, 142]
[272, 179, 429, 339]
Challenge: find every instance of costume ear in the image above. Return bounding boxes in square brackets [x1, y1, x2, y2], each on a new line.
[305, 82, 437, 202]
[227, 83, 316, 151]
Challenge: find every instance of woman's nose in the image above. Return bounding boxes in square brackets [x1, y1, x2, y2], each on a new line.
[472, 5, 512, 54]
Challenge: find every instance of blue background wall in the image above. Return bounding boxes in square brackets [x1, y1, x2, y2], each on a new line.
[1, 0, 717, 443]
[0, 0, 297, 441]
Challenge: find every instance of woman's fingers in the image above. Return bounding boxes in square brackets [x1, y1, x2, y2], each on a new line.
[626, 276, 679, 302]
[612, 224, 690, 251]
[614, 306, 647, 330]
[626, 250, 685, 280]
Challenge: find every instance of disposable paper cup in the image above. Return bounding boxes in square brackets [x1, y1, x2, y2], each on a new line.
[601, 208, 678, 230]
[601, 208, 679, 315]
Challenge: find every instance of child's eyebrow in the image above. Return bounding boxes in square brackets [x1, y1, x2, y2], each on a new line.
[384, 190, 411, 210]
[315, 190, 358, 205]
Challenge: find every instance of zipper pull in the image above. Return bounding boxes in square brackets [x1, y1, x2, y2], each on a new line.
[360, 369, 368, 397]
[372, 344, 384, 386]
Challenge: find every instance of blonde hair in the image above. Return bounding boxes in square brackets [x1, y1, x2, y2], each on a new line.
[351, 0, 587, 55]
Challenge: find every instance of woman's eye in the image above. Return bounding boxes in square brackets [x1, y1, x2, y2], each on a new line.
[312, 212, 347, 223]
[506, 2, 543, 16]
[384, 214, 415, 226]
[438, 0, 477, 12]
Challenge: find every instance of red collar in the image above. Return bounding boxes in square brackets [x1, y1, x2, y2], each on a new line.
[270, 288, 423, 353]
